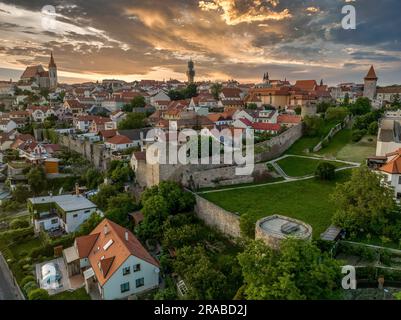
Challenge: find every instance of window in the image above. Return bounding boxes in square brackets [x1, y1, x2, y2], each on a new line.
[398, 176, 401, 185]
[120, 282, 130, 293]
[84, 210, 91, 214]
[50, 218, 58, 224]
[133, 264, 141, 272]
[123, 266, 130, 276]
[135, 278, 144, 288]
[73, 214, 78, 218]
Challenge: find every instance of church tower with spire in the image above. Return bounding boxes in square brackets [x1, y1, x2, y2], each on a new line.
[48, 52, 58, 90]
[363, 65, 378, 101]
[186, 59, 195, 84]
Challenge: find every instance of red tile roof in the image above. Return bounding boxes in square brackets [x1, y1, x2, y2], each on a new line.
[278, 114, 302, 124]
[106, 135, 132, 145]
[251, 122, 281, 131]
[75, 218, 159, 286]
[380, 149, 401, 174]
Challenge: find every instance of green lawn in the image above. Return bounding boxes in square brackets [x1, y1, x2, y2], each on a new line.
[285, 136, 320, 155]
[316, 129, 352, 158]
[285, 120, 342, 156]
[51, 288, 91, 300]
[316, 130, 377, 163]
[276, 156, 349, 177]
[335, 136, 377, 163]
[10, 238, 43, 258]
[202, 170, 352, 238]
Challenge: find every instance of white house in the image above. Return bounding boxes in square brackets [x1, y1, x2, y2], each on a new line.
[378, 149, 401, 200]
[150, 90, 170, 106]
[105, 135, 134, 151]
[0, 119, 17, 133]
[63, 218, 160, 300]
[28, 194, 99, 234]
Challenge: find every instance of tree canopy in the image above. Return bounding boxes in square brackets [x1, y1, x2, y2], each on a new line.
[117, 112, 146, 130]
[237, 239, 342, 300]
[331, 166, 396, 237]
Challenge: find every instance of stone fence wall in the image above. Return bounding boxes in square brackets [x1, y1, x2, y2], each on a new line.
[59, 135, 112, 171]
[194, 194, 241, 238]
[254, 123, 303, 162]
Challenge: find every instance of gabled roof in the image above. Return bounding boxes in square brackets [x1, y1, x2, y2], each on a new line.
[77, 218, 159, 286]
[379, 149, 401, 174]
[251, 122, 281, 131]
[278, 114, 302, 124]
[106, 135, 132, 145]
[76, 233, 100, 259]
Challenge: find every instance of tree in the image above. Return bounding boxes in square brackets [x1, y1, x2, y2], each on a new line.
[184, 83, 198, 99]
[331, 166, 396, 237]
[317, 101, 332, 114]
[123, 96, 146, 112]
[90, 185, 119, 210]
[84, 168, 104, 190]
[141, 181, 195, 215]
[117, 112, 146, 130]
[163, 223, 204, 249]
[12, 184, 32, 203]
[76, 212, 103, 236]
[325, 107, 349, 122]
[303, 116, 324, 137]
[28, 288, 50, 300]
[237, 239, 342, 300]
[348, 97, 371, 115]
[391, 93, 401, 107]
[138, 195, 170, 240]
[107, 160, 133, 186]
[210, 82, 223, 100]
[315, 162, 336, 181]
[27, 167, 47, 196]
[173, 245, 228, 299]
[105, 193, 137, 226]
[368, 122, 379, 136]
[239, 214, 255, 239]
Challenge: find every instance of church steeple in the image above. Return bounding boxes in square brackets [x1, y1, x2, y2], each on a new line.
[49, 51, 57, 68]
[48, 51, 58, 90]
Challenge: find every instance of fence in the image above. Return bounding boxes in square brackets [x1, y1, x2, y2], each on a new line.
[313, 115, 352, 152]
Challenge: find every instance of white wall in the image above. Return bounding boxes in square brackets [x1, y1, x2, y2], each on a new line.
[64, 207, 98, 233]
[101, 255, 159, 300]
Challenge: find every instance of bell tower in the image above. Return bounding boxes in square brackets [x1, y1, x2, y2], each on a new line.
[186, 59, 195, 84]
[363, 65, 378, 101]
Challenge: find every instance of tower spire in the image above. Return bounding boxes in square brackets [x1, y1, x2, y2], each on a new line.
[49, 51, 56, 68]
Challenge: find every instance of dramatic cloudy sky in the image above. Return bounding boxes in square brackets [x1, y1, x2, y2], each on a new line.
[0, 0, 400, 85]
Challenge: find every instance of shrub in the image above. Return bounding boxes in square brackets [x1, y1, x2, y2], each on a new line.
[351, 129, 366, 142]
[368, 122, 378, 136]
[239, 214, 255, 239]
[20, 275, 36, 288]
[315, 162, 336, 181]
[28, 288, 50, 300]
[23, 281, 38, 295]
[9, 218, 30, 230]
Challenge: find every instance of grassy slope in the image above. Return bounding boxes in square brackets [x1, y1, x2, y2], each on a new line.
[202, 170, 352, 238]
[276, 156, 348, 177]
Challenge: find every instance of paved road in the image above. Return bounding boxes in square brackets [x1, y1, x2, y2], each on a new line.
[0, 253, 23, 300]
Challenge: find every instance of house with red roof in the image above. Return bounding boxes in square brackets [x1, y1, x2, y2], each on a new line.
[105, 135, 134, 151]
[62, 218, 159, 300]
[378, 149, 401, 199]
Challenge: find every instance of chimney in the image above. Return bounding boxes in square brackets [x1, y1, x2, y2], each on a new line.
[125, 231, 129, 241]
[104, 225, 108, 235]
[75, 183, 79, 196]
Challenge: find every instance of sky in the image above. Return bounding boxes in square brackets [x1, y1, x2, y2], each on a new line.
[0, 0, 400, 85]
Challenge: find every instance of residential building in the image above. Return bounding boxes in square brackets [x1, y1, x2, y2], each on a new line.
[63, 218, 160, 300]
[28, 194, 99, 234]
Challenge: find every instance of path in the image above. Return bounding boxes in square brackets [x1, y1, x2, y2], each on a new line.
[0, 253, 24, 300]
[200, 155, 360, 194]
